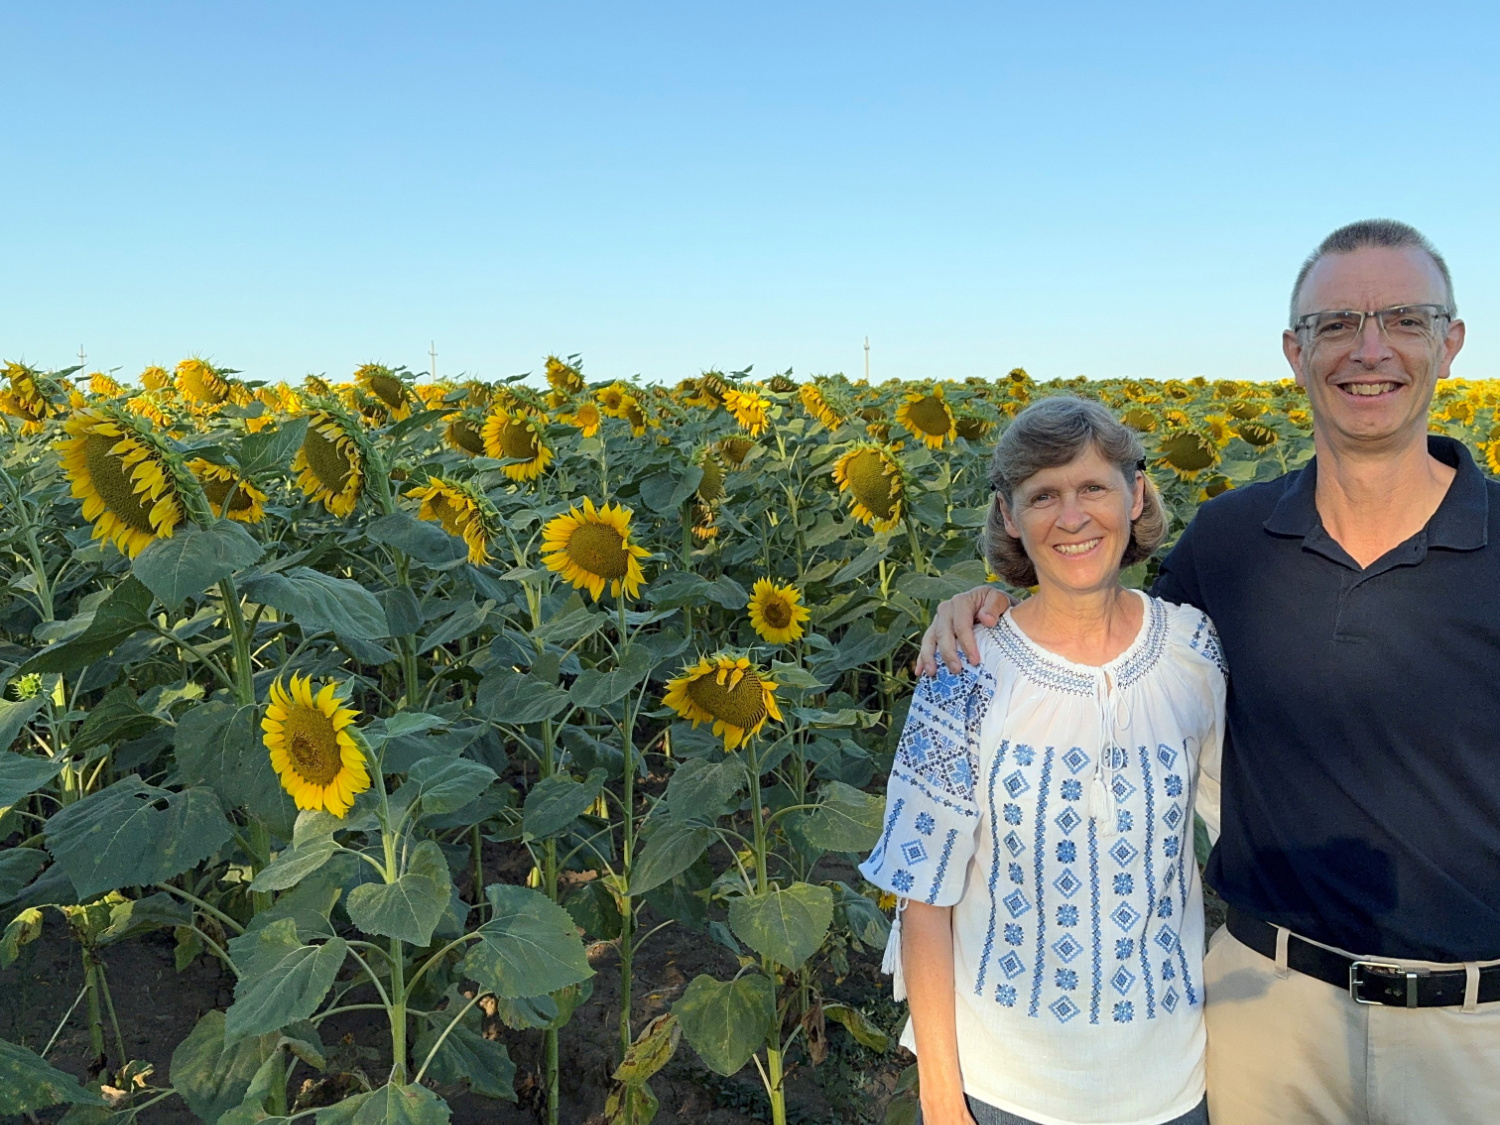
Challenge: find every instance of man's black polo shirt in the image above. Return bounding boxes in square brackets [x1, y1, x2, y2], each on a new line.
[1154, 435, 1500, 963]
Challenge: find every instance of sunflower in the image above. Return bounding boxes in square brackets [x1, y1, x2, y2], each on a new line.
[718, 436, 754, 466]
[696, 450, 726, 503]
[262, 674, 370, 818]
[57, 407, 187, 557]
[799, 383, 844, 430]
[1163, 408, 1192, 429]
[408, 476, 496, 564]
[597, 383, 634, 419]
[685, 372, 729, 410]
[1236, 421, 1279, 448]
[1287, 409, 1311, 428]
[1120, 408, 1158, 433]
[176, 358, 231, 409]
[724, 388, 771, 437]
[140, 365, 172, 392]
[562, 401, 602, 438]
[355, 363, 412, 421]
[954, 413, 993, 442]
[746, 578, 811, 644]
[89, 371, 125, 398]
[622, 396, 654, 438]
[662, 653, 782, 752]
[1156, 430, 1219, 479]
[1199, 475, 1234, 501]
[126, 394, 178, 434]
[546, 355, 586, 395]
[1202, 414, 1233, 446]
[1226, 400, 1264, 421]
[1484, 439, 1500, 477]
[304, 374, 333, 396]
[292, 410, 366, 516]
[0, 364, 54, 434]
[541, 497, 650, 601]
[1444, 399, 1476, 425]
[832, 445, 903, 530]
[482, 406, 553, 481]
[444, 413, 487, 456]
[691, 500, 719, 541]
[188, 459, 267, 523]
[768, 373, 798, 393]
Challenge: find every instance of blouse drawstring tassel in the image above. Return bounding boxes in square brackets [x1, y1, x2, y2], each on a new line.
[883, 898, 908, 1001]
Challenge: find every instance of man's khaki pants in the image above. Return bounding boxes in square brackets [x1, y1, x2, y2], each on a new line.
[1203, 925, 1500, 1124]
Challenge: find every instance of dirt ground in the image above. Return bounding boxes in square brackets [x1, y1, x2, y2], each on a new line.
[2, 838, 1227, 1125]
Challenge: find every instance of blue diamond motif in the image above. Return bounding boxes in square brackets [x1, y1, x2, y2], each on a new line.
[1154, 927, 1179, 953]
[1052, 869, 1082, 899]
[1157, 744, 1178, 768]
[1111, 965, 1136, 995]
[1108, 839, 1139, 867]
[1002, 890, 1032, 918]
[1002, 770, 1030, 798]
[1061, 746, 1091, 775]
[900, 840, 928, 865]
[1162, 987, 1180, 1013]
[1003, 831, 1025, 857]
[1111, 903, 1141, 930]
[1163, 804, 1184, 830]
[1051, 933, 1084, 963]
[1054, 807, 1082, 835]
[1049, 996, 1081, 1023]
[998, 951, 1026, 979]
[1110, 775, 1137, 803]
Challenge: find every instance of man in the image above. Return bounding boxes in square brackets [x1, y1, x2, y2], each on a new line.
[916, 220, 1500, 1124]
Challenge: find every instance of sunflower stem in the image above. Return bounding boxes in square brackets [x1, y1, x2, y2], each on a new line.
[615, 594, 638, 1125]
[746, 739, 787, 1125]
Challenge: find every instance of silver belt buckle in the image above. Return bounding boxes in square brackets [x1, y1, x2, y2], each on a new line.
[1349, 960, 1422, 1007]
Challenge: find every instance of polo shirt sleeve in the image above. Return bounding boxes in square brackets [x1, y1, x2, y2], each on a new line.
[1153, 514, 1206, 611]
[859, 660, 993, 907]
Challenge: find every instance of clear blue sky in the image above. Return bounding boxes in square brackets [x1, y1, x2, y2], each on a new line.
[4, 2, 1499, 387]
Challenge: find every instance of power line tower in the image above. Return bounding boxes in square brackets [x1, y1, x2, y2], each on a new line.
[78, 346, 86, 370]
[429, 341, 437, 381]
[863, 336, 870, 382]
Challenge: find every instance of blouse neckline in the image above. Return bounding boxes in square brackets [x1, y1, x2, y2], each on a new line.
[998, 589, 1168, 693]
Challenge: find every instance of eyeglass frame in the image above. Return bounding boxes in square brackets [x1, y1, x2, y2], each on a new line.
[1291, 303, 1455, 347]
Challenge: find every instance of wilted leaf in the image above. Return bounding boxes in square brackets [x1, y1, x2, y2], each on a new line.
[727, 883, 834, 970]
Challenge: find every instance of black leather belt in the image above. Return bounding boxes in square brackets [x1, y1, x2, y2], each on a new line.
[1226, 906, 1500, 1008]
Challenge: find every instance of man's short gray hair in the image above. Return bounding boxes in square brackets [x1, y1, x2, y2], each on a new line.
[1289, 219, 1455, 326]
[983, 396, 1167, 588]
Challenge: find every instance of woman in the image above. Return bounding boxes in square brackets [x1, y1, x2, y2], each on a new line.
[861, 396, 1224, 1125]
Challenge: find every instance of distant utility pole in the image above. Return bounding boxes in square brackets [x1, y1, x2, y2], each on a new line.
[429, 341, 437, 381]
[863, 336, 870, 382]
[78, 346, 86, 369]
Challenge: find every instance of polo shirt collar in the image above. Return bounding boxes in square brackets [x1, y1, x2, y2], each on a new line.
[1263, 435, 1488, 550]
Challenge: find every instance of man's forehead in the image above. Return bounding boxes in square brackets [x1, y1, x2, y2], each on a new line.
[1296, 245, 1448, 314]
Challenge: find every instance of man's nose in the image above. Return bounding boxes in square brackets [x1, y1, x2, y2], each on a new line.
[1350, 315, 1394, 365]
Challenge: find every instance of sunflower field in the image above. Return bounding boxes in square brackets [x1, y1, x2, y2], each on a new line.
[1, 357, 1497, 1125]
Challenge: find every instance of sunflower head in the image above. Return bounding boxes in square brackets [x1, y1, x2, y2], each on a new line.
[696, 449, 726, 503]
[292, 409, 367, 516]
[1227, 400, 1264, 421]
[832, 445, 904, 530]
[724, 388, 771, 438]
[88, 371, 125, 399]
[562, 401, 602, 438]
[262, 674, 370, 818]
[895, 389, 956, 449]
[1156, 430, 1219, 479]
[189, 459, 268, 523]
[140, 365, 172, 392]
[57, 406, 189, 557]
[482, 407, 554, 481]
[541, 497, 651, 601]
[355, 363, 412, 420]
[1120, 408, 1158, 433]
[662, 653, 782, 751]
[746, 578, 811, 645]
[684, 372, 729, 409]
[443, 413, 487, 456]
[1199, 475, 1234, 501]
[623, 396, 654, 437]
[597, 383, 634, 418]
[1287, 408, 1311, 428]
[954, 413, 993, 442]
[799, 383, 844, 430]
[0, 362, 59, 433]
[1236, 421, 1279, 448]
[546, 355, 587, 395]
[176, 358, 231, 409]
[718, 436, 754, 466]
[768, 373, 798, 393]
[408, 475, 497, 564]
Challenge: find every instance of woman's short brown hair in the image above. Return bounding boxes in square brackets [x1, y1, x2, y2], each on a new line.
[982, 395, 1168, 588]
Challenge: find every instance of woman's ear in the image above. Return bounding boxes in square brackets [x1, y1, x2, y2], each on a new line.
[1129, 470, 1146, 522]
[997, 494, 1021, 540]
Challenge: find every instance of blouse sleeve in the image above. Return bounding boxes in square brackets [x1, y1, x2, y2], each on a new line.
[1184, 609, 1228, 845]
[859, 657, 996, 907]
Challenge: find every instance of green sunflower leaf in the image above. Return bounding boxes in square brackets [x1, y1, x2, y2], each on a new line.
[671, 973, 775, 1077]
[0, 1037, 106, 1114]
[462, 884, 593, 999]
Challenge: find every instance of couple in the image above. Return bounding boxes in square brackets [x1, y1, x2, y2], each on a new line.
[860, 219, 1500, 1125]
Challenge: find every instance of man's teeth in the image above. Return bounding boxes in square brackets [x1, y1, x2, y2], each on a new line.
[1054, 539, 1100, 556]
[1344, 382, 1397, 396]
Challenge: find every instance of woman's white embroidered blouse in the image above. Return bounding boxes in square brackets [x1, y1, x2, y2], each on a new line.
[860, 593, 1225, 1125]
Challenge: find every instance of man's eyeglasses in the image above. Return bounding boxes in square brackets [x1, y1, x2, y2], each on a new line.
[1293, 304, 1453, 347]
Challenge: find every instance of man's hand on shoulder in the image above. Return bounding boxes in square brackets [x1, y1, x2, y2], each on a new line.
[915, 585, 1015, 677]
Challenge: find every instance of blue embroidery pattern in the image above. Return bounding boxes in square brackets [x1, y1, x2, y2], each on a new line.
[977, 747, 1008, 996]
[1056, 840, 1076, 863]
[1113, 1000, 1135, 1023]
[1115, 598, 1168, 689]
[1027, 748, 1055, 1016]
[890, 661, 996, 807]
[995, 984, 1018, 1007]
[892, 869, 913, 893]
[1056, 968, 1078, 990]
[927, 829, 959, 904]
[915, 811, 936, 835]
[1088, 818, 1102, 1025]
[1137, 744, 1158, 1018]
[1189, 612, 1229, 679]
[995, 618, 1094, 697]
[901, 840, 928, 865]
